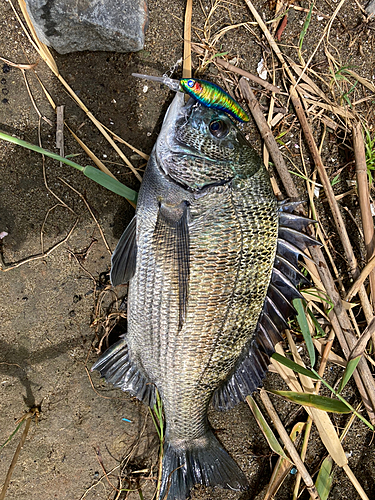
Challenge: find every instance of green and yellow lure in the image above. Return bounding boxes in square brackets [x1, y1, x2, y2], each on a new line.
[179, 78, 249, 122]
[132, 73, 250, 123]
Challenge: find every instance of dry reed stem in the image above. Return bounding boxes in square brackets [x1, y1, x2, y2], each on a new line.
[309, 244, 375, 422]
[66, 125, 117, 181]
[353, 122, 375, 312]
[239, 79, 299, 200]
[183, 0, 193, 79]
[191, 43, 281, 93]
[350, 318, 375, 359]
[259, 389, 321, 500]
[285, 332, 348, 467]
[343, 465, 370, 500]
[346, 253, 375, 301]
[289, 86, 374, 325]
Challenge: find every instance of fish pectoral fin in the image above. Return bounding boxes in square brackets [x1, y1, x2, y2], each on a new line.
[91, 337, 156, 407]
[154, 201, 190, 330]
[110, 216, 137, 286]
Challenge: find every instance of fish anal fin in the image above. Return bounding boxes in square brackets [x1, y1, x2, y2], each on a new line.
[111, 216, 137, 286]
[154, 201, 190, 330]
[212, 340, 272, 411]
[160, 430, 248, 500]
[91, 337, 155, 407]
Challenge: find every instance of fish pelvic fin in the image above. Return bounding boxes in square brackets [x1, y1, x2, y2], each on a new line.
[159, 430, 248, 500]
[91, 337, 156, 407]
[111, 215, 137, 286]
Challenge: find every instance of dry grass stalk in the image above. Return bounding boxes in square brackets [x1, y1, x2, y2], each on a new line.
[0, 408, 39, 500]
[56, 105, 65, 163]
[0, 219, 78, 271]
[183, 0, 193, 79]
[191, 43, 281, 93]
[264, 422, 305, 499]
[259, 389, 321, 500]
[289, 86, 374, 326]
[346, 253, 375, 301]
[353, 122, 375, 312]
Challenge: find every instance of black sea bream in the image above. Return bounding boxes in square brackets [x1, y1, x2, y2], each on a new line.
[92, 91, 316, 500]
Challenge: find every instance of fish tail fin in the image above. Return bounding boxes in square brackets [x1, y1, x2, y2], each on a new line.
[159, 430, 248, 500]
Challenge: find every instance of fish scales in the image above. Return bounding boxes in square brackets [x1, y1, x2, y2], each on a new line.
[92, 92, 303, 500]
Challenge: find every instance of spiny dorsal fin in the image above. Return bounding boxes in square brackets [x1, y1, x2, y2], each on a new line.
[212, 205, 318, 411]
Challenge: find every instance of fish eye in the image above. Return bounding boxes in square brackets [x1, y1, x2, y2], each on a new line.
[209, 119, 229, 139]
[187, 79, 195, 88]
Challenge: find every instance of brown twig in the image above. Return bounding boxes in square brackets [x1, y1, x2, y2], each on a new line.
[192, 43, 281, 94]
[0, 219, 78, 271]
[353, 121, 375, 312]
[259, 389, 321, 500]
[239, 79, 299, 200]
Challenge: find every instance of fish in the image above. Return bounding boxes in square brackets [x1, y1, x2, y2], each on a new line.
[132, 73, 250, 122]
[92, 91, 316, 500]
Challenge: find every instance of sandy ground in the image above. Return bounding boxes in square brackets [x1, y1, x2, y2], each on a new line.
[1, 0, 375, 499]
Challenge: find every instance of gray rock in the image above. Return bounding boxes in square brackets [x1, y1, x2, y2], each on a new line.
[366, 0, 375, 17]
[25, 0, 148, 54]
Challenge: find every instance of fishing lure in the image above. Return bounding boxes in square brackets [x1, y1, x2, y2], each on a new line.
[132, 73, 250, 123]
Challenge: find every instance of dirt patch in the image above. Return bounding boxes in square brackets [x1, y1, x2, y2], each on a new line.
[1, 1, 375, 499]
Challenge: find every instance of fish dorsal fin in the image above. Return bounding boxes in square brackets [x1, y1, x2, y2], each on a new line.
[91, 337, 156, 407]
[110, 216, 137, 286]
[154, 201, 190, 330]
[212, 205, 319, 411]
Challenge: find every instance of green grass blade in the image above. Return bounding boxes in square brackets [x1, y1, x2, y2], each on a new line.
[83, 166, 138, 202]
[1, 421, 24, 449]
[315, 456, 334, 500]
[338, 355, 361, 394]
[299, 2, 314, 51]
[246, 396, 291, 462]
[306, 307, 326, 338]
[0, 130, 138, 202]
[270, 390, 351, 413]
[0, 130, 84, 171]
[272, 353, 320, 380]
[293, 298, 316, 367]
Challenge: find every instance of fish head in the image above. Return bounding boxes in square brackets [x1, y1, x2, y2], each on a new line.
[155, 93, 261, 191]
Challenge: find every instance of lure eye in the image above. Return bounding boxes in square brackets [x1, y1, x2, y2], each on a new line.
[209, 119, 229, 139]
[187, 79, 195, 88]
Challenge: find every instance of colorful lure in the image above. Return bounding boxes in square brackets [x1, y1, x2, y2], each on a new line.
[132, 73, 250, 123]
[180, 78, 249, 122]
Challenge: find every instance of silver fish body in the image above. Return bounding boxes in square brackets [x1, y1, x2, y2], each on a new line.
[93, 92, 313, 499]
